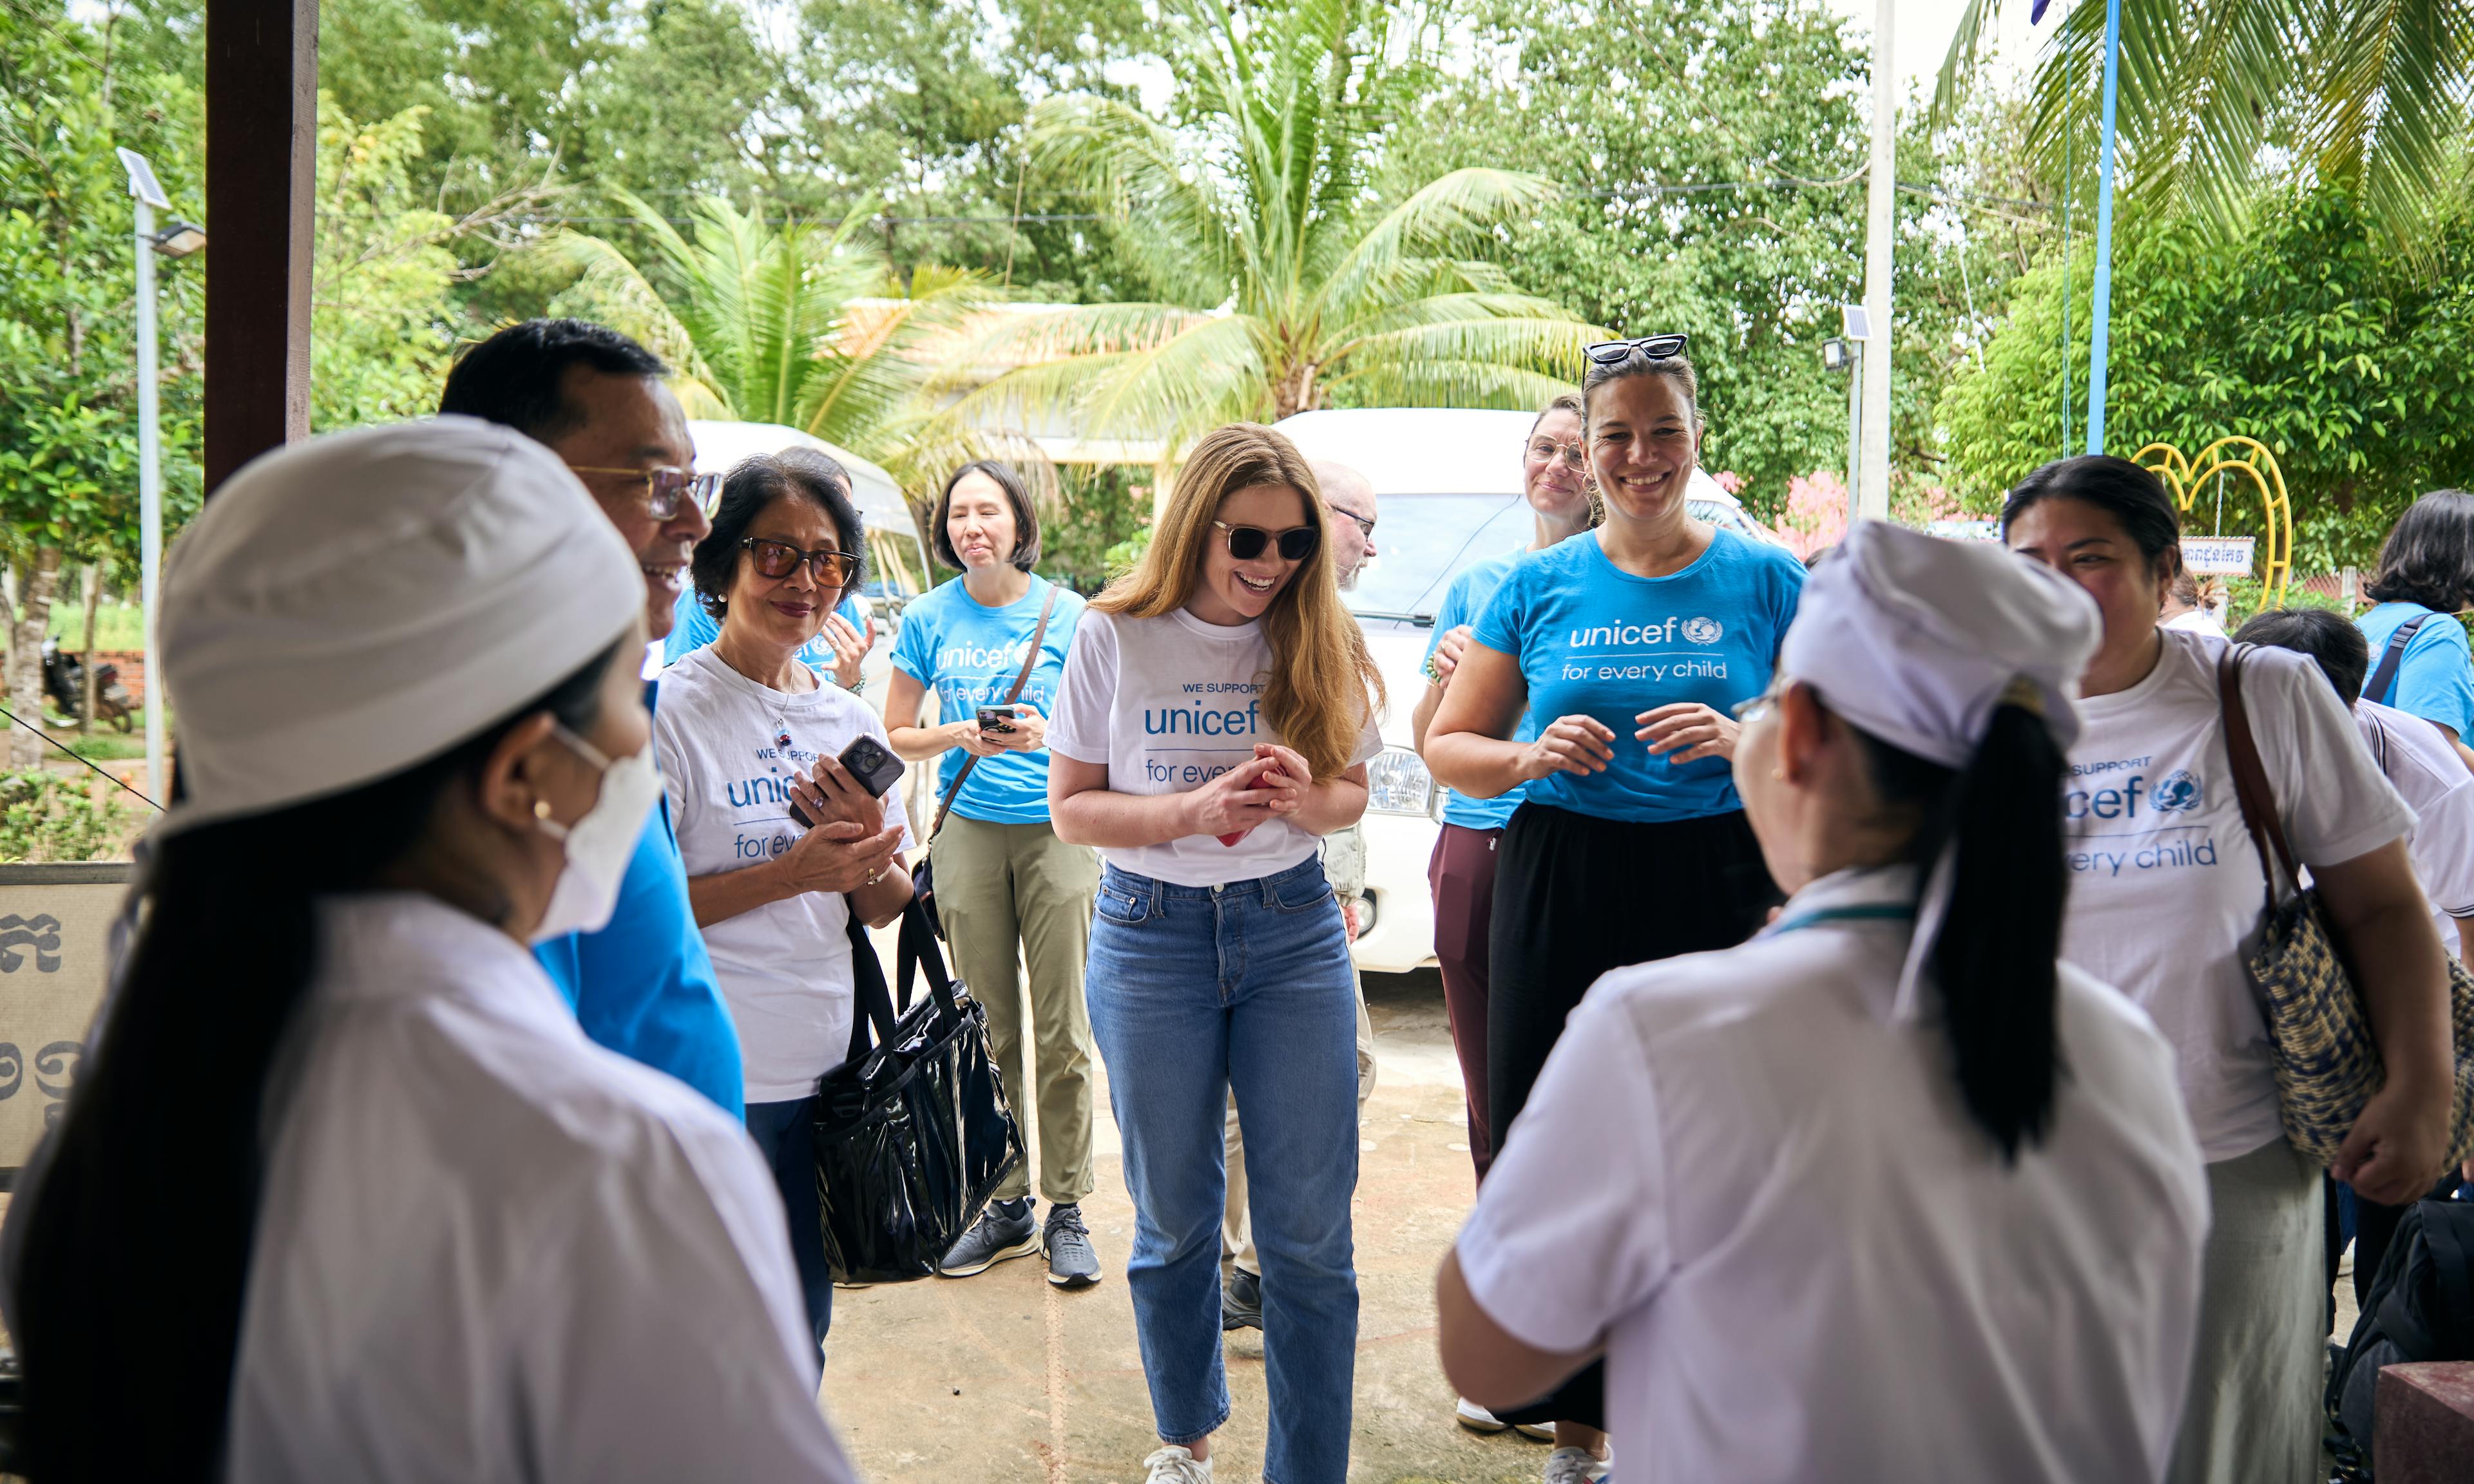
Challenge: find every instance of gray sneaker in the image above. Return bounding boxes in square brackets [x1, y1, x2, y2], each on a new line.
[937, 1197, 1038, 1277]
[1043, 1202, 1102, 1289]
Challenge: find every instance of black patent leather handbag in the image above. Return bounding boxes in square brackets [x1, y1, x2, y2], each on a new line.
[811, 898, 1024, 1283]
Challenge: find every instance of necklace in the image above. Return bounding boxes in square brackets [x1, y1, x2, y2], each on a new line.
[712, 634, 808, 755]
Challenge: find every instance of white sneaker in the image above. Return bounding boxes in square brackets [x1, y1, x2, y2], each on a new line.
[1543, 1445, 1611, 1483]
[1514, 1421, 1557, 1442]
[1142, 1445, 1213, 1483]
[1455, 1396, 1510, 1432]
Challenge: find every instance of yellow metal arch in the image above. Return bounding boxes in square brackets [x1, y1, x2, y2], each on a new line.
[2132, 437, 2294, 602]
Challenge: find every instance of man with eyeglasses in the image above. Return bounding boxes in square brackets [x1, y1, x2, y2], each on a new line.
[437, 319, 745, 1118]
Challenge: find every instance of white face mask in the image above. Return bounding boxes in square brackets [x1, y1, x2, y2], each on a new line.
[528, 725, 663, 944]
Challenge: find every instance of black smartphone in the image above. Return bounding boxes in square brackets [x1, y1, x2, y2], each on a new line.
[838, 735, 905, 799]
[975, 704, 1019, 735]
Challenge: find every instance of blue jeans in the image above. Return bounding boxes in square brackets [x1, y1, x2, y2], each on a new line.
[1085, 856, 1360, 1484]
[744, 1094, 832, 1357]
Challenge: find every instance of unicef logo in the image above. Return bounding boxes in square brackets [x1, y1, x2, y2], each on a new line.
[1680, 616, 1724, 645]
[2153, 770, 2203, 812]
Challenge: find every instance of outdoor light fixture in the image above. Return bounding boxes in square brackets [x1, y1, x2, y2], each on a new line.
[151, 221, 207, 258]
[1821, 337, 1850, 373]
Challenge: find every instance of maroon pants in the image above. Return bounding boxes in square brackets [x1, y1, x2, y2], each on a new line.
[1427, 822, 1502, 1186]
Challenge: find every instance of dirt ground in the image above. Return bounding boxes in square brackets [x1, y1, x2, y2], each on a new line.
[821, 970, 1558, 1484]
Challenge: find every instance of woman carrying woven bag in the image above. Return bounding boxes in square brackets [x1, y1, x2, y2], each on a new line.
[2005, 455, 2455, 1484]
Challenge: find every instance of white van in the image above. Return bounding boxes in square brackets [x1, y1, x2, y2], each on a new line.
[1272, 408, 1787, 973]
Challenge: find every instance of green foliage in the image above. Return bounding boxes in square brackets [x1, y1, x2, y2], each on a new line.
[1940, 0, 2474, 251]
[0, 768, 133, 863]
[923, 0, 1601, 462]
[1937, 187, 2474, 570]
[0, 1, 203, 562]
[311, 96, 467, 430]
[1035, 466, 1151, 592]
[1386, 0, 2037, 515]
[555, 191, 999, 477]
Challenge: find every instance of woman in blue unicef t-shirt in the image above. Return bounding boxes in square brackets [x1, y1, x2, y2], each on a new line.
[1424, 336, 1804, 1465]
[881, 461, 1104, 1289]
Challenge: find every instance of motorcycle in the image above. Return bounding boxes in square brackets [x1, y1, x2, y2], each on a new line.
[41, 638, 134, 733]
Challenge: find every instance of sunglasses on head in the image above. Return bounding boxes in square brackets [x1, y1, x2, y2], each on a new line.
[1583, 332, 1689, 366]
[1212, 520, 1319, 562]
[741, 537, 861, 587]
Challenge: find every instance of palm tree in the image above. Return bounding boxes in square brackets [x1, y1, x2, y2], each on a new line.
[916, 0, 1601, 461]
[560, 191, 993, 466]
[1937, 0, 2472, 246]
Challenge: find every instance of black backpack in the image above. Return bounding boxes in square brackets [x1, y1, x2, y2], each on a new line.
[2326, 1197, 2474, 1480]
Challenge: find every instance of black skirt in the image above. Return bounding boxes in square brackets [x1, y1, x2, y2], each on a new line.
[1484, 800, 1779, 1429]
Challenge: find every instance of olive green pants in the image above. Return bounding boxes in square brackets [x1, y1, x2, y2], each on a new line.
[933, 812, 1101, 1206]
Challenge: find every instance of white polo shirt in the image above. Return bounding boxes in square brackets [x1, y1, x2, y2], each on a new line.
[223, 893, 857, 1483]
[1456, 866, 2210, 1484]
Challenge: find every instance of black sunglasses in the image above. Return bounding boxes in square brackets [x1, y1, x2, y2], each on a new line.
[741, 537, 861, 586]
[1213, 520, 1319, 562]
[1583, 332, 1689, 366]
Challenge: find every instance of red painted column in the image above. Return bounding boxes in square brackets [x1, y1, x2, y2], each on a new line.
[203, 0, 317, 495]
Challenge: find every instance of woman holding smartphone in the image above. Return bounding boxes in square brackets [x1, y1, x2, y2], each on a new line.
[656, 449, 915, 1357]
[883, 460, 1101, 1289]
[1048, 423, 1384, 1484]
[1424, 338, 1806, 1483]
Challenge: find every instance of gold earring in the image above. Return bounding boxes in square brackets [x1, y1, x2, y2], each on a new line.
[533, 799, 554, 821]
[1771, 766, 1785, 781]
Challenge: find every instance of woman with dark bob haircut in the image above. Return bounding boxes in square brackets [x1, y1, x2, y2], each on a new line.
[883, 460, 1104, 1288]
[2357, 489, 2474, 737]
[2004, 454, 2451, 1484]
[660, 448, 917, 1357]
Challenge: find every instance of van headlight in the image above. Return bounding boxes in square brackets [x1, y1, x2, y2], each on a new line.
[1365, 747, 1439, 817]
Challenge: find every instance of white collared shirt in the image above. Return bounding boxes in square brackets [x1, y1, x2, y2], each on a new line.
[1456, 867, 2210, 1484]
[225, 893, 855, 1484]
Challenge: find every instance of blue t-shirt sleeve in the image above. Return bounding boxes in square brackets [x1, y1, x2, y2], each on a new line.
[662, 589, 716, 665]
[2397, 618, 2474, 737]
[1767, 548, 1807, 660]
[1471, 566, 1528, 658]
[889, 591, 936, 683]
[1426, 576, 1473, 661]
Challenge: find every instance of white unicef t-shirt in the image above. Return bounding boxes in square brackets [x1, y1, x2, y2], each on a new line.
[2063, 629, 2412, 1161]
[2357, 699, 2474, 955]
[1046, 607, 1383, 888]
[653, 646, 916, 1104]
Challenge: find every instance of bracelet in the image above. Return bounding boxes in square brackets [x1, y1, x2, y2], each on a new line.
[865, 866, 886, 886]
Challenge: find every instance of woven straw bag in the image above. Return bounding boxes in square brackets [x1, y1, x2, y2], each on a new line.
[2216, 644, 2474, 1168]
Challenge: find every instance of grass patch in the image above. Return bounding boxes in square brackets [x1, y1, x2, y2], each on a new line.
[41, 601, 146, 651]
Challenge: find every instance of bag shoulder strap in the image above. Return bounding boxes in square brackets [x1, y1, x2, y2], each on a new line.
[2217, 643, 2299, 906]
[928, 584, 1062, 841]
[839, 905, 901, 1068]
[2368, 611, 2434, 708]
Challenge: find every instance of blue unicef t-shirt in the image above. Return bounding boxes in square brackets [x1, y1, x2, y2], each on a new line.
[2358, 601, 2474, 737]
[889, 575, 1085, 824]
[1428, 554, 1537, 832]
[1471, 528, 1804, 823]
[533, 681, 744, 1118]
[663, 587, 867, 673]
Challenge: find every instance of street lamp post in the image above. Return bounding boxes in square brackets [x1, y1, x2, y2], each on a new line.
[1856, 0, 1895, 520]
[114, 148, 202, 804]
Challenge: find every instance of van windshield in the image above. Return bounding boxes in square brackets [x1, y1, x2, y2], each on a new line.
[1344, 493, 1532, 621]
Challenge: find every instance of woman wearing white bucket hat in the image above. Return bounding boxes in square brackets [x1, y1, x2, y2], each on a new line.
[4, 419, 856, 1481]
[1437, 520, 2210, 1483]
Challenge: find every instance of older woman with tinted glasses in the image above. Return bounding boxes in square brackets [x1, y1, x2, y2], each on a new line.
[655, 449, 916, 1358]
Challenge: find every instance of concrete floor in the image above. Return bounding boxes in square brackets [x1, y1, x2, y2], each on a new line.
[821, 970, 1555, 1484]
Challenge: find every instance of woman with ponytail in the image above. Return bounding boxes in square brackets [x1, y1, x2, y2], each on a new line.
[1437, 520, 2209, 1482]
[6, 421, 854, 1482]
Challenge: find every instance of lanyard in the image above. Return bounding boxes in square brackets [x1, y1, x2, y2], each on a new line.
[1767, 902, 1916, 937]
